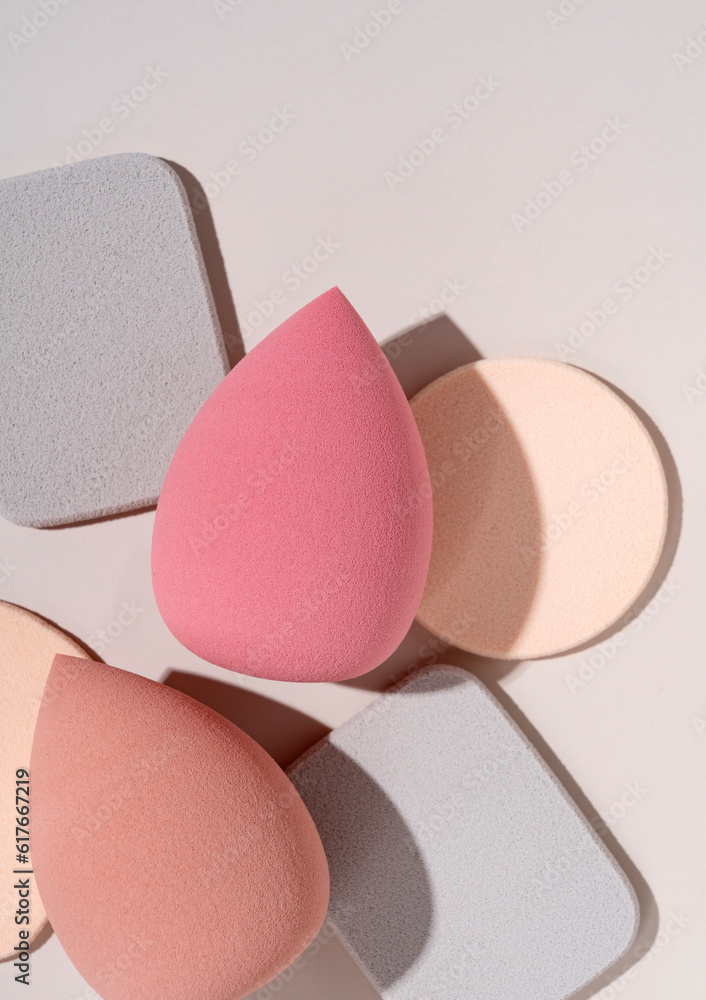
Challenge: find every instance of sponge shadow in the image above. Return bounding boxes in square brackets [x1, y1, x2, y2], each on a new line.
[344, 315, 536, 691]
[288, 746, 434, 991]
[164, 672, 434, 989]
[344, 316, 681, 688]
[164, 160, 243, 370]
[161, 670, 329, 768]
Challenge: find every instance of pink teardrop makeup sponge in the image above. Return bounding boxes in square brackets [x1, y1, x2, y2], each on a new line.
[30, 656, 329, 1000]
[0, 603, 88, 959]
[411, 358, 668, 659]
[151, 288, 432, 682]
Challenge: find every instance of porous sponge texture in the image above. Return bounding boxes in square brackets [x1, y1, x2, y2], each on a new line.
[30, 656, 329, 1000]
[0, 603, 88, 959]
[0, 153, 228, 527]
[151, 288, 433, 683]
[410, 358, 668, 658]
[289, 665, 639, 1000]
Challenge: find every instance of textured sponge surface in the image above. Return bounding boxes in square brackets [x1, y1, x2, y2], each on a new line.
[30, 656, 329, 1000]
[151, 288, 432, 682]
[0, 603, 88, 959]
[0, 153, 228, 527]
[289, 665, 639, 1000]
[411, 358, 668, 658]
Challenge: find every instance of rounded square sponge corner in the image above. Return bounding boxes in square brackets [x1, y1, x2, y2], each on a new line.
[0, 152, 229, 527]
[288, 665, 639, 1000]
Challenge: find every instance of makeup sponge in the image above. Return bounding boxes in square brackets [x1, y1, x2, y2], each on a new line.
[0, 153, 228, 527]
[0, 603, 88, 959]
[151, 288, 432, 682]
[410, 358, 668, 658]
[289, 665, 639, 1000]
[30, 656, 329, 1000]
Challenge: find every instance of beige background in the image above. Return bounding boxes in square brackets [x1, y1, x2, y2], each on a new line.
[1, 0, 704, 997]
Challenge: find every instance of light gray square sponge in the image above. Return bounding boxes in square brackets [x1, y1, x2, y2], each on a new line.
[289, 666, 639, 1000]
[0, 153, 229, 527]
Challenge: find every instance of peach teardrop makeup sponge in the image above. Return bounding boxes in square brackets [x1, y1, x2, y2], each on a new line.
[30, 656, 329, 1000]
[0, 604, 88, 959]
[151, 288, 432, 682]
[411, 358, 668, 659]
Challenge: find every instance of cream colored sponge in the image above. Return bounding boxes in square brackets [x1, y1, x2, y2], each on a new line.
[0, 602, 88, 959]
[411, 358, 668, 658]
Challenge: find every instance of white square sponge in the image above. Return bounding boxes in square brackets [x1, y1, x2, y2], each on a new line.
[0, 153, 228, 527]
[289, 666, 638, 1000]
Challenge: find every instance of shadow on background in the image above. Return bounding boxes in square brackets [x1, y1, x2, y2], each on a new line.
[162, 670, 328, 768]
[381, 313, 482, 398]
[342, 616, 522, 693]
[345, 315, 534, 691]
[164, 159, 243, 370]
[40, 160, 240, 531]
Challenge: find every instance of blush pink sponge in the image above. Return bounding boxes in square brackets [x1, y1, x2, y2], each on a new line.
[30, 655, 329, 1000]
[151, 288, 432, 682]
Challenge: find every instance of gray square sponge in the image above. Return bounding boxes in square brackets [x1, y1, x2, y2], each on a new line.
[289, 666, 639, 1000]
[0, 153, 228, 527]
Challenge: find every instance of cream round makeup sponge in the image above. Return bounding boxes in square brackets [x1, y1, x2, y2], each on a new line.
[411, 358, 668, 659]
[0, 602, 88, 959]
[151, 287, 432, 682]
[30, 656, 329, 1000]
